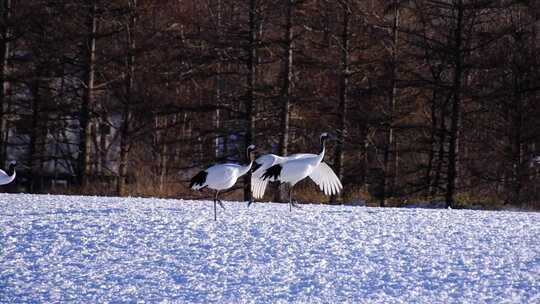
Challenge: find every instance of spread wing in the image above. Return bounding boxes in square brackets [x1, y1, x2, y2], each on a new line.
[308, 162, 343, 196]
[251, 155, 280, 199]
[252, 179, 268, 199]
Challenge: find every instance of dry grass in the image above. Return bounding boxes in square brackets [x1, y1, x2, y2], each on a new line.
[37, 170, 539, 211]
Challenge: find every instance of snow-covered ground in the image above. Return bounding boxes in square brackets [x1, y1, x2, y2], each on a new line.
[1, 193, 539, 303]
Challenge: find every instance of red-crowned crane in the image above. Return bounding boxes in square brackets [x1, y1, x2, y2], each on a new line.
[190, 145, 256, 220]
[260, 133, 342, 211]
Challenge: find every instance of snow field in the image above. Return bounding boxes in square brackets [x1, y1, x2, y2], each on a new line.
[0, 193, 539, 303]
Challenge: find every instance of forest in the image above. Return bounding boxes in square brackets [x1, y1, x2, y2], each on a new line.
[0, 0, 539, 209]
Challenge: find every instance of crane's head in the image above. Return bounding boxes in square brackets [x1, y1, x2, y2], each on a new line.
[246, 145, 256, 162]
[320, 132, 329, 140]
[320, 132, 334, 144]
[320, 132, 341, 143]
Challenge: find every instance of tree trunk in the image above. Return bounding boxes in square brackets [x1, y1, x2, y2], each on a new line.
[279, 0, 293, 158]
[214, 0, 223, 159]
[117, 0, 137, 196]
[363, 139, 369, 193]
[332, 1, 349, 204]
[432, 99, 448, 197]
[381, 1, 399, 207]
[425, 91, 438, 196]
[78, 0, 97, 189]
[243, 0, 257, 202]
[445, 1, 464, 208]
[510, 38, 524, 206]
[99, 123, 108, 175]
[159, 143, 168, 192]
[276, 0, 294, 203]
[117, 114, 129, 195]
[0, 0, 11, 167]
[29, 76, 41, 192]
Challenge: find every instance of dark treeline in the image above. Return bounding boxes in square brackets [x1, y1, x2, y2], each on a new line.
[1, 0, 539, 208]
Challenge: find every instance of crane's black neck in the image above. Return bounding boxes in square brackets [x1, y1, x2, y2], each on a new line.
[7, 163, 16, 176]
[245, 147, 255, 165]
[319, 137, 327, 155]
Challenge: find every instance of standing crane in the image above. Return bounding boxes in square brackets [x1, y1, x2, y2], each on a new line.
[190, 145, 256, 220]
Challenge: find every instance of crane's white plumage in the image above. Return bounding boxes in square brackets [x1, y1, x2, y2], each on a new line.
[192, 163, 251, 191]
[0, 161, 16, 186]
[260, 133, 342, 210]
[190, 145, 256, 220]
[307, 162, 342, 196]
[251, 153, 312, 199]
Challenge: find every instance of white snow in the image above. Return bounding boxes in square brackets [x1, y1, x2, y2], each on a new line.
[1, 193, 539, 303]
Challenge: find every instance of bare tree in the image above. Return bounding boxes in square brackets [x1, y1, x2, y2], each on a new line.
[0, 0, 11, 166]
[116, 0, 137, 195]
[331, 0, 351, 203]
[77, 0, 98, 188]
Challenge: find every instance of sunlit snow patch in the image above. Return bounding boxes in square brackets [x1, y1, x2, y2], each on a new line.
[1, 193, 539, 303]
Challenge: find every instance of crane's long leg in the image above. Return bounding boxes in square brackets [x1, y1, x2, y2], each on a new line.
[213, 190, 218, 221]
[289, 186, 301, 211]
[215, 190, 225, 210]
[213, 190, 225, 221]
[289, 187, 292, 212]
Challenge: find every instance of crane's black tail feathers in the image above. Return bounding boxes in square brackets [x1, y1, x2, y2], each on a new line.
[189, 170, 208, 189]
[261, 164, 282, 181]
